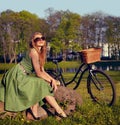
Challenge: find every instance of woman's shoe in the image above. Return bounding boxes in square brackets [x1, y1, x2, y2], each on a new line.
[26, 108, 41, 120]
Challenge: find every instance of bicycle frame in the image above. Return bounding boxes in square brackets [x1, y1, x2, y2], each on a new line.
[54, 60, 93, 90]
[47, 56, 116, 106]
[47, 48, 116, 106]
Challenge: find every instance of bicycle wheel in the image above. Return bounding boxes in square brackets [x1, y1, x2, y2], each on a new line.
[46, 69, 64, 86]
[87, 69, 116, 106]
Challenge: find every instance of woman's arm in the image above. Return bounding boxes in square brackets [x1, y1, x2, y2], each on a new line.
[29, 49, 58, 91]
[42, 68, 60, 86]
[29, 49, 51, 82]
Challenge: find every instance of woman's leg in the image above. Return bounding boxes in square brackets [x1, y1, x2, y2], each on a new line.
[30, 103, 39, 117]
[26, 103, 40, 120]
[45, 96, 67, 117]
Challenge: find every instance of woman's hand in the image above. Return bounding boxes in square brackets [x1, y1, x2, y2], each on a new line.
[50, 79, 60, 92]
[56, 80, 61, 86]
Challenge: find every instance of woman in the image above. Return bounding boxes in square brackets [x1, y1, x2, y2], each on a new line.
[0, 32, 67, 120]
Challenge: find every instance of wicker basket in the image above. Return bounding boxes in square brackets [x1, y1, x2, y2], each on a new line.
[80, 48, 102, 64]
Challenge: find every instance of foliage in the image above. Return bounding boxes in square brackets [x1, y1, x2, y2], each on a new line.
[49, 37, 63, 57]
[0, 10, 49, 63]
[0, 63, 15, 70]
[0, 9, 120, 62]
[0, 61, 81, 69]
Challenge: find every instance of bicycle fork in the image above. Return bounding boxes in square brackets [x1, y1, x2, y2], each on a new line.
[89, 70, 104, 91]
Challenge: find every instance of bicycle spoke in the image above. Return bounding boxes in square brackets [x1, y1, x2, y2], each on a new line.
[87, 69, 116, 106]
[91, 74, 104, 91]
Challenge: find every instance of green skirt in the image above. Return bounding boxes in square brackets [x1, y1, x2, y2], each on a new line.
[0, 64, 53, 112]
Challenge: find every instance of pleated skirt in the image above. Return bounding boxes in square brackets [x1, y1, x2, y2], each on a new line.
[0, 64, 53, 112]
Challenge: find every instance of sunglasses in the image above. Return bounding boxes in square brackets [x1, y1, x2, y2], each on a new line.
[34, 36, 45, 42]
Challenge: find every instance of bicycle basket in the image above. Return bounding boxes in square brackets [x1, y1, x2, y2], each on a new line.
[80, 48, 102, 64]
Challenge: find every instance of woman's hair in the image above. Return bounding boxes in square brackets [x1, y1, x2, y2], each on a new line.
[29, 32, 47, 71]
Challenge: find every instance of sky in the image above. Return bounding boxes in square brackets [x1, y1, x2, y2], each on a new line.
[0, 0, 120, 18]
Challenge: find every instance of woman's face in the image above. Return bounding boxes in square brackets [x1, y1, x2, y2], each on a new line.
[34, 34, 46, 47]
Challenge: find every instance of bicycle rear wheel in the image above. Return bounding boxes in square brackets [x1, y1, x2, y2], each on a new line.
[87, 69, 116, 106]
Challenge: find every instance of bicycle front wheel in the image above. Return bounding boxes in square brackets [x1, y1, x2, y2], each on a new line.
[87, 69, 116, 106]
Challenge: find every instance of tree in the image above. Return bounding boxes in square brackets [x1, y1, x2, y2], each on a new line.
[46, 9, 81, 60]
[105, 16, 120, 59]
[0, 10, 49, 63]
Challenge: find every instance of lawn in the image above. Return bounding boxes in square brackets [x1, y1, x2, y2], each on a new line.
[0, 62, 120, 125]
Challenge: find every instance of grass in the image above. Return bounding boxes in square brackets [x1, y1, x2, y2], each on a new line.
[0, 100, 120, 125]
[0, 62, 120, 125]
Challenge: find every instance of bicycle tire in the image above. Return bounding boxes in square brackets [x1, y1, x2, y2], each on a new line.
[87, 69, 116, 106]
[46, 69, 64, 86]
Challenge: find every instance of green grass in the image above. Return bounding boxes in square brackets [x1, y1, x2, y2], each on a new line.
[0, 100, 120, 125]
[0, 63, 15, 70]
[0, 62, 120, 125]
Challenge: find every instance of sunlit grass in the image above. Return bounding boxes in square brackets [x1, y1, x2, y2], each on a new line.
[0, 63, 120, 124]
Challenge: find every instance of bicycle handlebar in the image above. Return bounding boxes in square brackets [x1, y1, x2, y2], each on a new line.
[47, 57, 63, 64]
[47, 52, 82, 64]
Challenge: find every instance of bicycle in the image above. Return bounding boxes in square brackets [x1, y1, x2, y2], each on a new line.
[46, 48, 116, 106]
